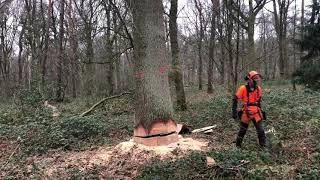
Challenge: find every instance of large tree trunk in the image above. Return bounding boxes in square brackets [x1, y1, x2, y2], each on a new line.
[169, 0, 187, 110]
[130, 0, 177, 146]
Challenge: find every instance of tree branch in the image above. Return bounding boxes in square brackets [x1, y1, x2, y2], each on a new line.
[109, 0, 134, 48]
[79, 91, 132, 117]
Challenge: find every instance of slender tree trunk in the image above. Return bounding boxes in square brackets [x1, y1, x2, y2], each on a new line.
[113, 5, 121, 93]
[25, 0, 40, 90]
[42, 0, 52, 94]
[56, 0, 65, 101]
[292, 0, 297, 90]
[247, 16, 256, 70]
[234, 0, 241, 91]
[194, 0, 203, 90]
[84, 23, 95, 96]
[263, 15, 268, 80]
[191, 56, 196, 85]
[106, 2, 114, 96]
[207, 1, 216, 94]
[227, 1, 234, 91]
[217, 0, 225, 84]
[18, 18, 26, 86]
[169, 0, 187, 110]
[68, 0, 78, 98]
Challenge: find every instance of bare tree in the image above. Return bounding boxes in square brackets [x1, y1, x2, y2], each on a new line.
[228, 0, 267, 70]
[272, 0, 293, 78]
[73, 0, 100, 96]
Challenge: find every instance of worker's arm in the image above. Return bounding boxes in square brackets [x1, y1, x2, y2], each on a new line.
[232, 86, 245, 119]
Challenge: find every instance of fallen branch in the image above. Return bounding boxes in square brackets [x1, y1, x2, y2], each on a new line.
[1, 143, 20, 170]
[80, 92, 132, 117]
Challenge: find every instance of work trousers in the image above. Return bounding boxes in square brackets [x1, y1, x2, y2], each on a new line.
[236, 120, 266, 148]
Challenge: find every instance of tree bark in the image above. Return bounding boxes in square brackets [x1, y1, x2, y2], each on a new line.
[67, 0, 78, 98]
[194, 0, 203, 90]
[227, 0, 267, 71]
[56, 0, 65, 101]
[169, 0, 187, 110]
[18, 17, 26, 86]
[208, 0, 218, 94]
[42, 0, 52, 94]
[105, 1, 114, 96]
[227, 0, 234, 91]
[129, 0, 174, 130]
[272, 0, 291, 78]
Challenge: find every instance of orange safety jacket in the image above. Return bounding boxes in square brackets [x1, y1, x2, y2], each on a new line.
[235, 85, 262, 124]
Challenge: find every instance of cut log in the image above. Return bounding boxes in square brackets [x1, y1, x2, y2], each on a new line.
[203, 129, 213, 134]
[192, 125, 217, 133]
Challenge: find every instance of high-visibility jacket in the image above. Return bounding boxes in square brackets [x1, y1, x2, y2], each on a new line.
[235, 85, 262, 124]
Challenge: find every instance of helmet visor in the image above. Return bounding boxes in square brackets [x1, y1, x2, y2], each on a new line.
[252, 74, 262, 81]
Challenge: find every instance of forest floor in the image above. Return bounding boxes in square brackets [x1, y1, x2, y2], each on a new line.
[0, 82, 320, 179]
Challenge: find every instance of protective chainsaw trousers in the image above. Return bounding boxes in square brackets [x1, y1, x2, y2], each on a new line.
[236, 120, 266, 148]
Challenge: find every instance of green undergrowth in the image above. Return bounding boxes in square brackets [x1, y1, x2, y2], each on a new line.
[0, 93, 134, 155]
[1, 84, 319, 179]
[140, 86, 320, 179]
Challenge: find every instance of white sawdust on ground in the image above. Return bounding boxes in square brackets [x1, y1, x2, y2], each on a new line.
[29, 135, 208, 178]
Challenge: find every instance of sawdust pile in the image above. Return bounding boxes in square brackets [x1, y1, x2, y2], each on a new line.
[28, 136, 208, 178]
[116, 135, 208, 157]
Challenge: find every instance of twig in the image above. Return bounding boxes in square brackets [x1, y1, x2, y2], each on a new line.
[226, 161, 250, 170]
[79, 91, 132, 117]
[1, 144, 20, 170]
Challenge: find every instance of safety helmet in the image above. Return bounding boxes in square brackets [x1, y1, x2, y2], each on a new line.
[245, 71, 262, 81]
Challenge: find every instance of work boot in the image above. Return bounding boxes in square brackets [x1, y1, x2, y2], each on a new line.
[235, 137, 243, 148]
[253, 120, 266, 147]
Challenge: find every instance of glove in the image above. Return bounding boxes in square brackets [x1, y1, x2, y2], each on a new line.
[232, 97, 238, 119]
[232, 109, 238, 119]
[262, 111, 267, 120]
